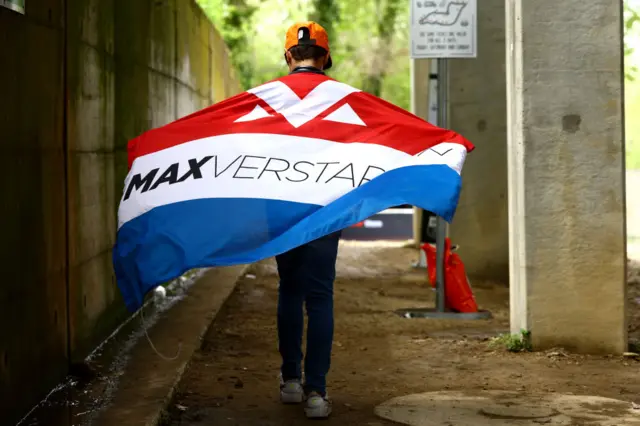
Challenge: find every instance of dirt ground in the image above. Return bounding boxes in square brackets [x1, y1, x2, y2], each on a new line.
[166, 242, 640, 426]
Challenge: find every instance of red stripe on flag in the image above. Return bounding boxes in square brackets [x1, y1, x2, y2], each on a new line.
[127, 74, 474, 169]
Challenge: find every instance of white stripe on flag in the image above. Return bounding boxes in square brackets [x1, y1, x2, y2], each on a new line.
[245, 80, 361, 128]
[119, 134, 466, 228]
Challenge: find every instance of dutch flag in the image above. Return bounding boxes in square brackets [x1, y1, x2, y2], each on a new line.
[114, 72, 474, 311]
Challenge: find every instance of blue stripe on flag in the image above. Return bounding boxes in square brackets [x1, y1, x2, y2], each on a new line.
[113, 164, 461, 311]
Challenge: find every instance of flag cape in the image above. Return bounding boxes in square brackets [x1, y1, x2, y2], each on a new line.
[114, 73, 474, 312]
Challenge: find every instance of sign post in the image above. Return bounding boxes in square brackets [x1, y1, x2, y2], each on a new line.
[434, 57, 449, 313]
[399, 0, 490, 319]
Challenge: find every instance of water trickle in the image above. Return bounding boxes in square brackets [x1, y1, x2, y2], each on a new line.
[16, 270, 206, 426]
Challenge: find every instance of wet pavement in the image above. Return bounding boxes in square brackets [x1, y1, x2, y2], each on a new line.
[16, 271, 205, 426]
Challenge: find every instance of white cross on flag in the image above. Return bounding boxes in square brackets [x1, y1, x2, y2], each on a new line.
[114, 72, 475, 311]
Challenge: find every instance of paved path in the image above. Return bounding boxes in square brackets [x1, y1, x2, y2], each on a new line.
[167, 243, 640, 426]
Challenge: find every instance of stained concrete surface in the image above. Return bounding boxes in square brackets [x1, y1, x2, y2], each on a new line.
[506, 0, 626, 353]
[449, 0, 509, 284]
[93, 266, 247, 426]
[18, 266, 246, 426]
[0, 4, 69, 424]
[1, 1, 241, 423]
[65, 0, 237, 362]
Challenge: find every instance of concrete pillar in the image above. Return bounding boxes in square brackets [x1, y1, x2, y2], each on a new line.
[449, 0, 509, 283]
[506, 0, 626, 353]
[411, 58, 431, 247]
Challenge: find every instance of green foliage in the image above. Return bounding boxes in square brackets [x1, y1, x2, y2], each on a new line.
[625, 1, 640, 169]
[195, 0, 411, 111]
[198, 0, 258, 88]
[625, 2, 640, 81]
[360, 0, 404, 96]
[627, 72, 640, 169]
[310, 0, 339, 42]
[327, 0, 410, 108]
[489, 329, 532, 353]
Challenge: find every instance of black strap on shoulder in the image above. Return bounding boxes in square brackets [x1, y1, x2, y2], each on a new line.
[289, 66, 325, 75]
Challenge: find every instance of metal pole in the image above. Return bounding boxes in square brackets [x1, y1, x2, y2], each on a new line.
[435, 58, 448, 312]
[396, 0, 492, 320]
[396, 56, 491, 321]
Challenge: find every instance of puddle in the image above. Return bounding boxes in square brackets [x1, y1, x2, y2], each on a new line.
[16, 270, 206, 426]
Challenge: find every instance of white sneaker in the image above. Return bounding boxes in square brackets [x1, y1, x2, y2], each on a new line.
[304, 391, 332, 419]
[280, 376, 304, 404]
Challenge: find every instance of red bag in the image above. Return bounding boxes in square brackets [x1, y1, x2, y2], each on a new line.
[421, 238, 478, 313]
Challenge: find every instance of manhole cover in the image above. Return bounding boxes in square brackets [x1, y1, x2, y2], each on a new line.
[480, 405, 558, 419]
[374, 391, 640, 426]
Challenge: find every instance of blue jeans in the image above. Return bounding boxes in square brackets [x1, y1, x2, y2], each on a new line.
[276, 232, 340, 396]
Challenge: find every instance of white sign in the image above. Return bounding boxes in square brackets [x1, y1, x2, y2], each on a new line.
[410, 0, 477, 58]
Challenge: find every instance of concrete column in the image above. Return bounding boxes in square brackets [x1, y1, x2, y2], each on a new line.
[448, 0, 509, 283]
[411, 58, 431, 247]
[506, 0, 627, 353]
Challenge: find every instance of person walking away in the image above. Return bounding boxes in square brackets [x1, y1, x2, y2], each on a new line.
[276, 21, 338, 420]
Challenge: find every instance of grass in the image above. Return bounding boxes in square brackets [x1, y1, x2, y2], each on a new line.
[489, 329, 532, 353]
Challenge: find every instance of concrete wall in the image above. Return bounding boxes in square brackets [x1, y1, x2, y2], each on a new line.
[448, 0, 509, 283]
[411, 58, 432, 245]
[507, 0, 626, 353]
[0, 2, 68, 423]
[0, 1, 241, 423]
[65, 0, 241, 361]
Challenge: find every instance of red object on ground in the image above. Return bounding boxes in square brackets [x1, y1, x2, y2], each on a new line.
[421, 238, 479, 313]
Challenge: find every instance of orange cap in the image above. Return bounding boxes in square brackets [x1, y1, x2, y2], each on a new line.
[285, 21, 332, 69]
